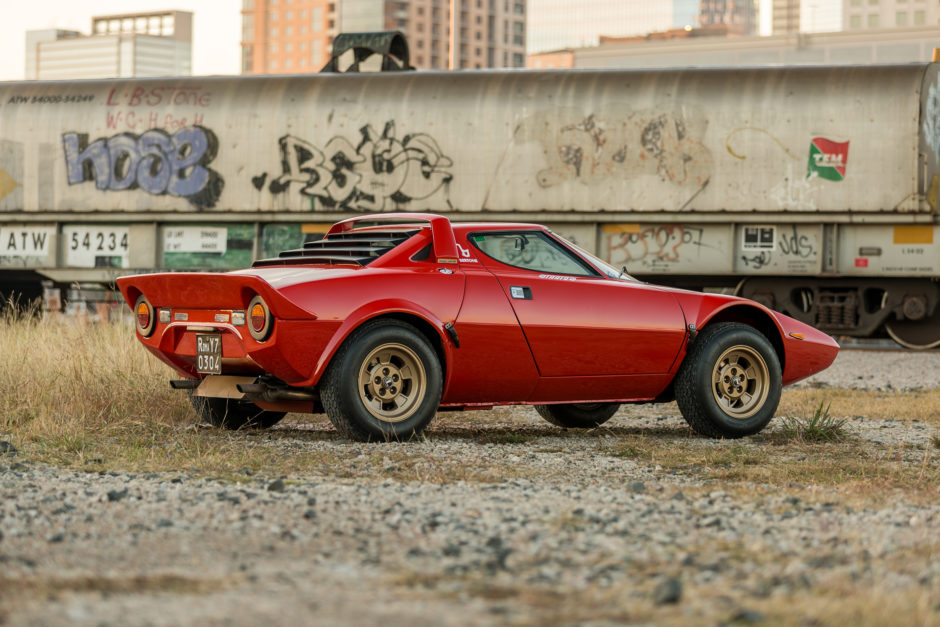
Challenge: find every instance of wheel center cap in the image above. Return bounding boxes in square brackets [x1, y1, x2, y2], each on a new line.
[383, 376, 395, 389]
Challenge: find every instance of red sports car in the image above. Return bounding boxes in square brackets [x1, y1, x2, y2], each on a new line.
[117, 213, 838, 441]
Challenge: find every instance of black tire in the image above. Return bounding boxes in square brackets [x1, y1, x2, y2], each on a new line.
[188, 391, 286, 430]
[534, 403, 620, 428]
[320, 319, 442, 441]
[674, 322, 782, 438]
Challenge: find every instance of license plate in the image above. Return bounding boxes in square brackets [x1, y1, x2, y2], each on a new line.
[196, 333, 222, 374]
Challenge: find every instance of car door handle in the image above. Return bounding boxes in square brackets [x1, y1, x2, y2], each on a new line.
[510, 286, 532, 300]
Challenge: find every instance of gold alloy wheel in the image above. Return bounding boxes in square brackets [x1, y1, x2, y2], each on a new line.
[357, 342, 427, 423]
[711, 344, 770, 420]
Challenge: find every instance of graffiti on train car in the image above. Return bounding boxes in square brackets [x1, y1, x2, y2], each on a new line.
[515, 110, 713, 190]
[61, 126, 224, 209]
[253, 121, 454, 212]
[740, 225, 818, 272]
[104, 86, 213, 133]
[605, 225, 710, 268]
[924, 76, 940, 160]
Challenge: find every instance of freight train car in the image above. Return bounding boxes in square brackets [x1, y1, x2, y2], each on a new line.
[0, 62, 938, 346]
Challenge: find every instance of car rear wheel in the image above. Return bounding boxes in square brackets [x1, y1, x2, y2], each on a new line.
[321, 320, 442, 441]
[534, 403, 620, 429]
[674, 322, 781, 438]
[188, 392, 286, 430]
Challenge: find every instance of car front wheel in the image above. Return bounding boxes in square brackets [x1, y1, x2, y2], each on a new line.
[321, 320, 442, 441]
[534, 403, 620, 429]
[674, 322, 781, 438]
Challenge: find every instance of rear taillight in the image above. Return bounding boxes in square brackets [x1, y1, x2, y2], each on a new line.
[247, 295, 272, 341]
[134, 295, 156, 337]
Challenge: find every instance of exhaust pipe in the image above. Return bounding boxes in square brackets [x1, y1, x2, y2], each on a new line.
[237, 382, 319, 403]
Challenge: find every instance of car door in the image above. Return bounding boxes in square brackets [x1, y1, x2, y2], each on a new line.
[469, 230, 687, 377]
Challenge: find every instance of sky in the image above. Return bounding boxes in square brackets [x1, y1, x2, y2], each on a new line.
[0, 0, 242, 81]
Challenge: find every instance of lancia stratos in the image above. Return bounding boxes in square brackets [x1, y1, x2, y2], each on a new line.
[116, 213, 839, 441]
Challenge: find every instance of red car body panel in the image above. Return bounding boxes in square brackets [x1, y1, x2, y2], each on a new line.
[446, 269, 541, 403]
[116, 213, 839, 413]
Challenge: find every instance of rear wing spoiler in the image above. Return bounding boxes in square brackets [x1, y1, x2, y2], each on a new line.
[327, 213, 459, 264]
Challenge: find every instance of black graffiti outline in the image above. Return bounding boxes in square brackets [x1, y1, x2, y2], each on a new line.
[778, 225, 815, 258]
[741, 251, 772, 270]
[254, 121, 454, 211]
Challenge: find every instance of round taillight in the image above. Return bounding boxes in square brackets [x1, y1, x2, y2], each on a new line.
[250, 303, 266, 332]
[134, 295, 155, 337]
[247, 295, 272, 341]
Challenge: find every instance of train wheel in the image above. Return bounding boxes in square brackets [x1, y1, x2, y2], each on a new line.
[885, 305, 940, 350]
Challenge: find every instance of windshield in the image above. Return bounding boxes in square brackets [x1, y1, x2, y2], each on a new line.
[550, 232, 638, 282]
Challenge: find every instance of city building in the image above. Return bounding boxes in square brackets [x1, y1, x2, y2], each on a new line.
[800, 0, 841, 32]
[25, 11, 192, 80]
[527, 24, 940, 69]
[240, 0, 526, 73]
[843, 0, 938, 30]
[770, 0, 799, 34]
[698, 0, 759, 35]
[527, 0, 699, 55]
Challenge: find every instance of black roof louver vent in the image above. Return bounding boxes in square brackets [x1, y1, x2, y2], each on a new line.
[252, 229, 418, 268]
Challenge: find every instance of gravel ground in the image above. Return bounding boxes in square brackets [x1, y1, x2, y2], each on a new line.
[1, 349, 939, 626]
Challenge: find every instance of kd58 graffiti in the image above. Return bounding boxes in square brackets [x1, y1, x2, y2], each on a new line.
[62, 127, 224, 209]
[253, 121, 454, 211]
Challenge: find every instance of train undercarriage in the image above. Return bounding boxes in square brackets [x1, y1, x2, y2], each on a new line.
[735, 277, 940, 350]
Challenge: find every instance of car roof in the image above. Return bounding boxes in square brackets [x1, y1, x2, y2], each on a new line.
[347, 222, 546, 234]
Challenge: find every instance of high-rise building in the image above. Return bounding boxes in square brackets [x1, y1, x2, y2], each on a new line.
[527, 0, 699, 55]
[698, 0, 759, 35]
[241, 0, 336, 73]
[843, 0, 937, 30]
[25, 11, 192, 80]
[771, 0, 800, 34]
[240, 0, 526, 73]
[767, 0, 842, 35]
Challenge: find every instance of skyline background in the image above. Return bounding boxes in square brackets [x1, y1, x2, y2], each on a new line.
[0, 0, 241, 81]
[0, 0, 892, 81]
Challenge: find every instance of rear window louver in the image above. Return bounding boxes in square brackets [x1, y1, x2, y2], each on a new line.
[252, 229, 419, 267]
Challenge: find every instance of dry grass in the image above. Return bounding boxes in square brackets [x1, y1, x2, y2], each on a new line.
[779, 386, 940, 424]
[1, 311, 938, 501]
[0, 305, 193, 465]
